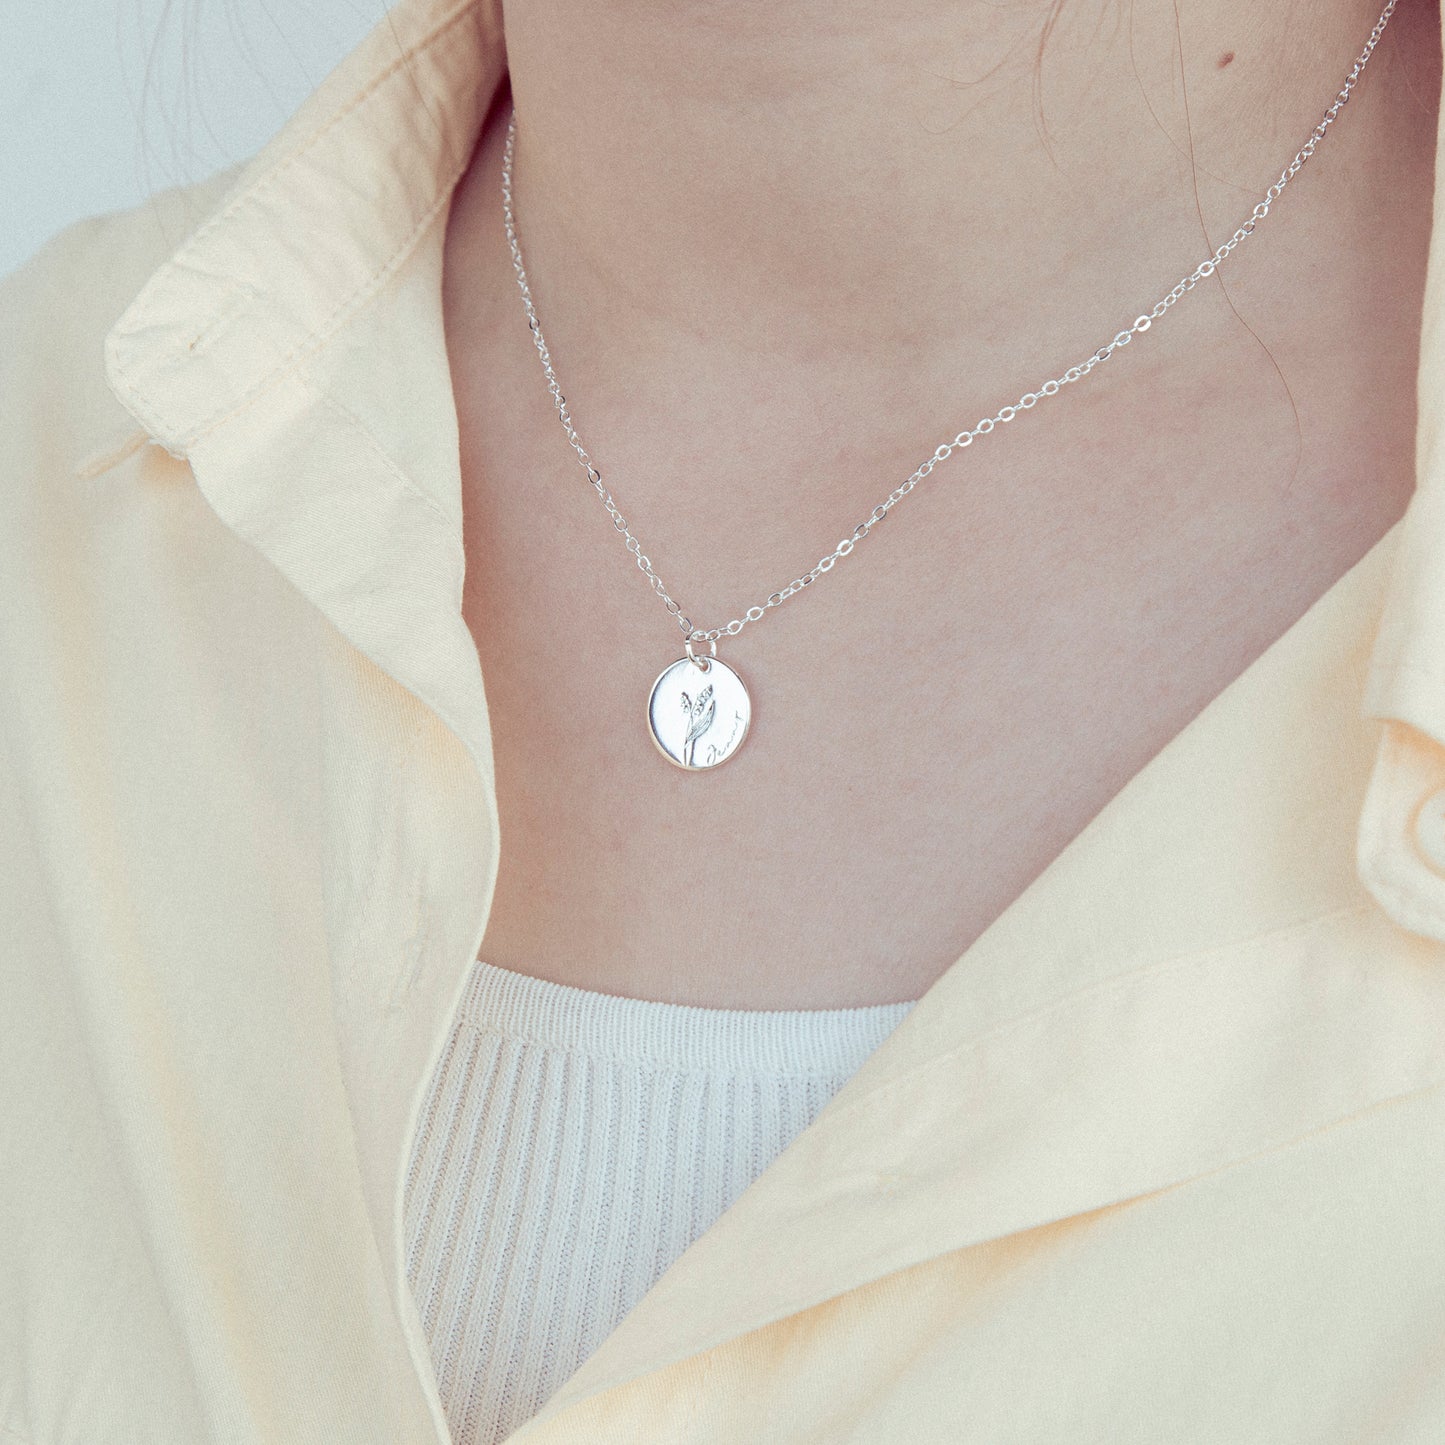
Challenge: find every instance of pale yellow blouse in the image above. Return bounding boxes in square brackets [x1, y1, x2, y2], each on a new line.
[3, 1, 1445, 1441]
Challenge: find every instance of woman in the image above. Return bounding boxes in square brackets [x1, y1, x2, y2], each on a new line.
[3, 0, 1444, 1440]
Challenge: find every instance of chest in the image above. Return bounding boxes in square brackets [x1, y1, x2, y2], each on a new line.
[456, 350, 1413, 1009]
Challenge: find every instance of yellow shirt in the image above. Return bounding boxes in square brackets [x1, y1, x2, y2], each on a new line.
[4, 1, 1445, 1440]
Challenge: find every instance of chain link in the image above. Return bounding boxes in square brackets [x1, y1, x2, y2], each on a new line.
[501, 0, 1397, 647]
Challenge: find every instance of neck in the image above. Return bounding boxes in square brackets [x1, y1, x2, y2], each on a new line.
[450, 0, 1438, 593]
[498, 0, 1423, 370]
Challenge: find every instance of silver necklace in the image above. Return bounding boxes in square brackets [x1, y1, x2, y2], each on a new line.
[500, 0, 1398, 772]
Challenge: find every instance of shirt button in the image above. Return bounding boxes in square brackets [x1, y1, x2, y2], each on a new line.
[1412, 787, 1445, 875]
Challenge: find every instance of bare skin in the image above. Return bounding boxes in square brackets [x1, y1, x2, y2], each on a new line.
[447, 0, 1442, 1008]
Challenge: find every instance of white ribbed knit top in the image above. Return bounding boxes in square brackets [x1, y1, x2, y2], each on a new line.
[402, 957, 917, 1445]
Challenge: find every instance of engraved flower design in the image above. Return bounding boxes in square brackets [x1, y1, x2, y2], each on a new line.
[678, 683, 716, 767]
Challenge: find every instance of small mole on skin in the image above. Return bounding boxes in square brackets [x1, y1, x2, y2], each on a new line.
[1218, 50, 1236, 68]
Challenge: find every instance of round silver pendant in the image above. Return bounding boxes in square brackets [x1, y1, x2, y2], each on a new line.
[647, 652, 751, 770]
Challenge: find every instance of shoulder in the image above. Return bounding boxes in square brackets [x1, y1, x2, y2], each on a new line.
[0, 167, 243, 479]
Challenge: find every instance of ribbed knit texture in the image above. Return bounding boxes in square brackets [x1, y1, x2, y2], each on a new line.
[402, 958, 916, 1445]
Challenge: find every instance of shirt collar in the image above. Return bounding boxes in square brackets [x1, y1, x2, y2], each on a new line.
[96, 1, 1445, 1433]
[104, 0, 508, 801]
[104, 0, 501, 459]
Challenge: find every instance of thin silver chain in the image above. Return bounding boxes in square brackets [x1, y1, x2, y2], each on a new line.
[501, 0, 1398, 649]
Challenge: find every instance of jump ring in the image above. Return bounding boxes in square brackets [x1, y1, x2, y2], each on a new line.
[684, 637, 717, 669]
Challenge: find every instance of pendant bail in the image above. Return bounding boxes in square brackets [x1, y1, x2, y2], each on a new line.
[684, 636, 716, 671]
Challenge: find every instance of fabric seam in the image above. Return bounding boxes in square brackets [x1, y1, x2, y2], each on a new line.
[123, 0, 481, 280]
[107, 1, 483, 448]
[113, 167, 468, 449]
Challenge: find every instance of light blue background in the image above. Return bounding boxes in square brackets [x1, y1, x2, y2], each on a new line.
[1, 1, 386, 278]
